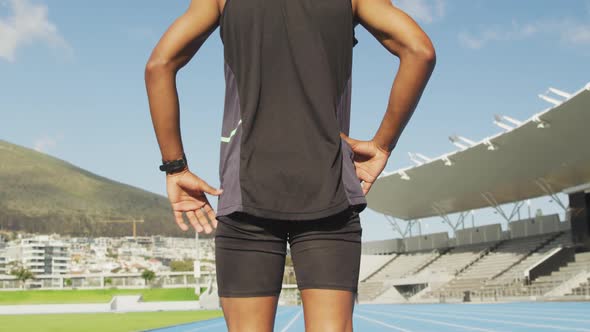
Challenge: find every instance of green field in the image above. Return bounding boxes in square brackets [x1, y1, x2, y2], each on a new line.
[0, 288, 205, 305]
[0, 310, 224, 332]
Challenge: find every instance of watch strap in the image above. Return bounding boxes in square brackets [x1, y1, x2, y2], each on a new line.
[159, 152, 188, 174]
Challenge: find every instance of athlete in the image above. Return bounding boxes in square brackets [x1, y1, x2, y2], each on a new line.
[145, 0, 435, 331]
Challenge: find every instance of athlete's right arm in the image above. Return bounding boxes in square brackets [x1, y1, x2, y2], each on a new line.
[145, 0, 220, 163]
[144, 0, 223, 234]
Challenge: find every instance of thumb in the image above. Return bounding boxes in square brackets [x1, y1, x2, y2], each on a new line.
[340, 132, 359, 147]
[201, 180, 224, 196]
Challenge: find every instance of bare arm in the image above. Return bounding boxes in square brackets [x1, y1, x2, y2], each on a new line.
[341, 0, 436, 195]
[355, 0, 436, 152]
[145, 0, 221, 163]
[144, 0, 223, 234]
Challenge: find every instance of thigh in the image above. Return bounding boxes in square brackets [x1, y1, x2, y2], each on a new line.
[215, 212, 288, 297]
[288, 208, 362, 331]
[288, 207, 363, 294]
[215, 212, 288, 332]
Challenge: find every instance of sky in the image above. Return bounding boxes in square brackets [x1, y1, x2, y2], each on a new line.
[1, 0, 589, 241]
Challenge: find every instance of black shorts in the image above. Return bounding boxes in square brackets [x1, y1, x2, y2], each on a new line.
[214, 207, 363, 297]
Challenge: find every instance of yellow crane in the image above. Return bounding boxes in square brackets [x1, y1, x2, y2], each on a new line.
[95, 217, 145, 238]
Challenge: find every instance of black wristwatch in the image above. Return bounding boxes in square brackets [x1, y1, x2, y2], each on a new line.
[159, 152, 188, 175]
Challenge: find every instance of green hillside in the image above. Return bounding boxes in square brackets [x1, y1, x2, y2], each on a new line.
[0, 139, 209, 237]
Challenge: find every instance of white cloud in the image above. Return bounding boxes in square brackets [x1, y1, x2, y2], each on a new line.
[459, 21, 537, 50]
[566, 24, 590, 44]
[460, 19, 590, 50]
[0, 0, 70, 62]
[394, 0, 446, 24]
[33, 133, 63, 153]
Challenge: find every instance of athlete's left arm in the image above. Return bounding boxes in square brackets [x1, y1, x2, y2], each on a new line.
[354, 0, 436, 153]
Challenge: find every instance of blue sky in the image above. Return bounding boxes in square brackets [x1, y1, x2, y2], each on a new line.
[1, 0, 589, 241]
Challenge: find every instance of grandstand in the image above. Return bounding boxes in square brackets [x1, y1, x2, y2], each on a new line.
[358, 82, 590, 304]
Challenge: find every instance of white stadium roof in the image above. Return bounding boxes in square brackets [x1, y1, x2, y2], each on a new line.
[367, 83, 590, 220]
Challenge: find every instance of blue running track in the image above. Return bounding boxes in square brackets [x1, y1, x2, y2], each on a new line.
[148, 301, 590, 332]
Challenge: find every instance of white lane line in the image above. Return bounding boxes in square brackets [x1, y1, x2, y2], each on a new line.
[376, 308, 590, 332]
[354, 313, 413, 332]
[461, 304, 590, 316]
[418, 307, 590, 324]
[485, 306, 590, 317]
[279, 309, 303, 332]
[358, 309, 497, 332]
[187, 307, 298, 332]
[187, 320, 227, 331]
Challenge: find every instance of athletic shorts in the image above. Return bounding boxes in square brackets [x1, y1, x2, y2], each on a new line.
[214, 207, 363, 297]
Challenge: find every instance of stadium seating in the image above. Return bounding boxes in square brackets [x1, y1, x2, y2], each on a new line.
[528, 251, 590, 295]
[484, 231, 572, 288]
[369, 251, 438, 281]
[358, 254, 397, 282]
[358, 225, 590, 303]
[414, 242, 493, 278]
[357, 251, 436, 301]
[426, 232, 558, 298]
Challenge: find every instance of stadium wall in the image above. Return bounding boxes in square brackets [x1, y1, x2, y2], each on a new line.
[509, 213, 561, 238]
[362, 214, 573, 253]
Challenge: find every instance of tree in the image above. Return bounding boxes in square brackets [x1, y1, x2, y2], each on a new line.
[141, 269, 156, 287]
[10, 263, 34, 289]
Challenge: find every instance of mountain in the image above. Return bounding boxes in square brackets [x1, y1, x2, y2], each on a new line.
[0, 139, 210, 238]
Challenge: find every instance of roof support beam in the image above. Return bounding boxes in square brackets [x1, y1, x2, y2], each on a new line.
[481, 192, 524, 222]
[433, 206, 468, 234]
[535, 179, 568, 211]
[384, 215, 421, 238]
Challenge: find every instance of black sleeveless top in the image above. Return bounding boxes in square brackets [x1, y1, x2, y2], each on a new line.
[216, 0, 367, 220]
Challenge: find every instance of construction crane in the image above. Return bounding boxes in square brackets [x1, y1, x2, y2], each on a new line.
[94, 217, 145, 238]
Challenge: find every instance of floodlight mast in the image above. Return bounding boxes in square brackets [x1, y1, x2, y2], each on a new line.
[194, 230, 200, 296]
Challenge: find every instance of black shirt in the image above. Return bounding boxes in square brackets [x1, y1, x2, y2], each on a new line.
[217, 0, 366, 220]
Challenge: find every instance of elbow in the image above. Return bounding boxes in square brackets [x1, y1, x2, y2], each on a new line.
[412, 43, 436, 68]
[144, 58, 176, 83]
[418, 44, 436, 68]
[404, 38, 437, 69]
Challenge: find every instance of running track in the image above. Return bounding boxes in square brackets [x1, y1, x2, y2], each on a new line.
[148, 301, 590, 332]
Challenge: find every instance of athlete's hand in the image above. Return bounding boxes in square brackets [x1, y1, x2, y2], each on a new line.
[165, 167, 223, 234]
[340, 133, 391, 195]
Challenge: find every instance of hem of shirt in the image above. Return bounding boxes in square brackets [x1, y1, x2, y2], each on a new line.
[216, 198, 364, 221]
[348, 196, 367, 214]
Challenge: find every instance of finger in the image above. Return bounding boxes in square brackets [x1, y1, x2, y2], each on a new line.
[174, 211, 189, 231]
[362, 181, 373, 195]
[174, 200, 205, 211]
[187, 210, 204, 233]
[196, 207, 213, 234]
[199, 179, 224, 196]
[203, 204, 218, 228]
